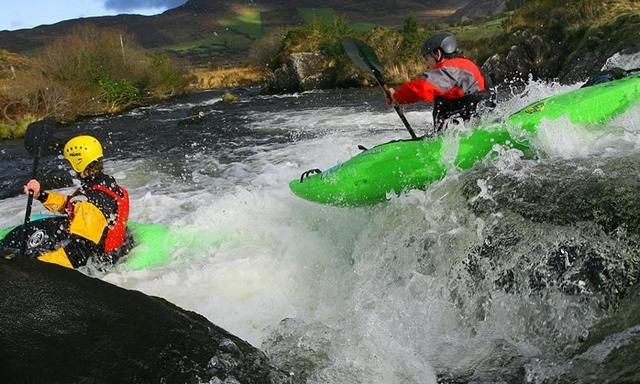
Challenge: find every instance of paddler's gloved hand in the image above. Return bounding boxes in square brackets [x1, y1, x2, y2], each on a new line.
[24, 179, 41, 199]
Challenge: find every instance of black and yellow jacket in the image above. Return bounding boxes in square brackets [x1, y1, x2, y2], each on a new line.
[37, 172, 129, 268]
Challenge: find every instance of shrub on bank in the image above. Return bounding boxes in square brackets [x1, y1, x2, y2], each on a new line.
[0, 25, 188, 138]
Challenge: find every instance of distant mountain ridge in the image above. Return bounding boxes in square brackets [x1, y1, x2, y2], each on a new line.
[0, 0, 504, 65]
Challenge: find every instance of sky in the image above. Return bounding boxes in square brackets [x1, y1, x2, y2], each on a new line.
[0, 0, 188, 31]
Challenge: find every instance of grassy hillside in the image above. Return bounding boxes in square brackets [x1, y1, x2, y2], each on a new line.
[156, 5, 453, 67]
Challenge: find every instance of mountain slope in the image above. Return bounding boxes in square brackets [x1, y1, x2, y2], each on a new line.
[0, 0, 473, 65]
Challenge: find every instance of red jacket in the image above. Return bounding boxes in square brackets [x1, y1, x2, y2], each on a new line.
[393, 57, 486, 104]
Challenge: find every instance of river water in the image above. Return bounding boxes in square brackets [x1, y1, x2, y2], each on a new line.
[1, 67, 639, 383]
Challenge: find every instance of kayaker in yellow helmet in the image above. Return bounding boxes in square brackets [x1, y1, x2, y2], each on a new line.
[23, 135, 130, 268]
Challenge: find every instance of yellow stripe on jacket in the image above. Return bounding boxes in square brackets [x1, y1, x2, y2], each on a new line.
[69, 201, 108, 244]
[42, 191, 68, 214]
[38, 248, 73, 268]
[37, 196, 109, 268]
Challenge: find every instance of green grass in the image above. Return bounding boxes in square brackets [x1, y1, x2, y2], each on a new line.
[351, 21, 377, 32]
[163, 9, 264, 53]
[160, 9, 264, 60]
[298, 8, 335, 23]
[451, 14, 511, 41]
[220, 10, 263, 40]
[298, 8, 373, 32]
[163, 32, 254, 51]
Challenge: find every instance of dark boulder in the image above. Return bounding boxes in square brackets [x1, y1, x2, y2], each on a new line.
[482, 29, 559, 87]
[261, 52, 334, 94]
[0, 255, 291, 384]
[459, 155, 640, 309]
[483, 12, 640, 87]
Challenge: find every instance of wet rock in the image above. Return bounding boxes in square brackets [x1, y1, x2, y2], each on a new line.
[261, 318, 337, 382]
[463, 156, 640, 234]
[482, 19, 640, 87]
[0, 256, 291, 384]
[458, 155, 640, 309]
[482, 29, 559, 86]
[262, 52, 334, 94]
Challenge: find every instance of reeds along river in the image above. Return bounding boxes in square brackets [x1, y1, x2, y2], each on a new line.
[0, 65, 639, 383]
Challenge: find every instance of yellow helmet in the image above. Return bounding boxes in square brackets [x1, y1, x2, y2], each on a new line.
[63, 135, 104, 173]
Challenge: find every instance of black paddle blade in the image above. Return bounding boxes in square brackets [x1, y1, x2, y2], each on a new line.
[24, 120, 56, 158]
[342, 36, 418, 140]
[341, 37, 385, 85]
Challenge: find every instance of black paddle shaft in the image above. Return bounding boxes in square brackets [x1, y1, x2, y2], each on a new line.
[342, 37, 418, 139]
[20, 120, 55, 255]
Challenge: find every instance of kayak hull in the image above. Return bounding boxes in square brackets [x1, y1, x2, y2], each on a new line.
[290, 127, 531, 206]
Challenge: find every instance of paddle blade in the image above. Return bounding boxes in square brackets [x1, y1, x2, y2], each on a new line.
[342, 37, 385, 85]
[342, 37, 418, 139]
[24, 120, 56, 158]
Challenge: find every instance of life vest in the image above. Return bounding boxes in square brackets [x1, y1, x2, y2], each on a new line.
[393, 57, 497, 134]
[65, 184, 130, 253]
[433, 87, 496, 132]
[432, 70, 497, 133]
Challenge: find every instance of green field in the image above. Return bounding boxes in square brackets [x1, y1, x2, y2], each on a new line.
[452, 13, 511, 41]
[158, 7, 359, 64]
[220, 9, 264, 40]
[159, 9, 265, 62]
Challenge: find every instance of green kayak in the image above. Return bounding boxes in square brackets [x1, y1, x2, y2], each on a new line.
[0, 215, 228, 270]
[290, 72, 640, 207]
